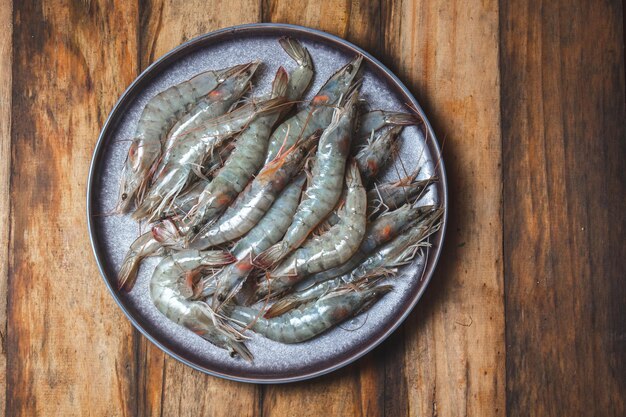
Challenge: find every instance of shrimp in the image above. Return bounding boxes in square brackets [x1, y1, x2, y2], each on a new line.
[198, 176, 307, 308]
[355, 110, 420, 139]
[228, 279, 392, 343]
[368, 170, 438, 218]
[265, 206, 443, 317]
[263, 56, 363, 165]
[254, 91, 359, 269]
[189, 132, 319, 249]
[355, 126, 403, 184]
[117, 220, 235, 292]
[254, 161, 366, 298]
[303, 203, 436, 283]
[158, 62, 259, 166]
[133, 95, 288, 221]
[150, 250, 252, 360]
[115, 64, 252, 213]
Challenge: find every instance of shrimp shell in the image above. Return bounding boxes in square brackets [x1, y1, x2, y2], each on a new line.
[151, 250, 251, 360]
[185, 68, 291, 229]
[189, 132, 319, 249]
[228, 279, 392, 344]
[255, 161, 366, 298]
[265, 207, 443, 317]
[199, 176, 307, 308]
[115, 64, 250, 213]
[254, 91, 359, 269]
[263, 55, 363, 165]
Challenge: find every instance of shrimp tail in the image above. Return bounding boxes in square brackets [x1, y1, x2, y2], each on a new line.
[253, 242, 289, 270]
[271, 66, 289, 97]
[117, 253, 142, 292]
[279, 37, 312, 68]
[384, 111, 422, 126]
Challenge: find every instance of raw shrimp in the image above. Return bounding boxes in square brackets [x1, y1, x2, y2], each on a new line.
[263, 56, 363, 164]
[116, 64, 251, 213]
[303, 203, 435, 283]
[228, 279, 392, 343]
[254, 91, 359, 269]
[158, 62, 259, 166]
[265, 206, 443, 317]
[355, 126, 403, 184]
[189, 132, 319, 249]
[355, 110, 420, 139]
[255, 161, 366, 298]
[368, 170, 438, 218]
[117, 220, 235, 292]
[151, 250, 251, 360]
[198, 176, 307, 308]
[134, 95, 288, 221]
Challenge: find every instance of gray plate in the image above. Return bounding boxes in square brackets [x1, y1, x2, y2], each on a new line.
[87, 23, 448, 383]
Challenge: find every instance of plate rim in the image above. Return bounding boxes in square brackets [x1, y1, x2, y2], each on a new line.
[87, 22, 448, 384]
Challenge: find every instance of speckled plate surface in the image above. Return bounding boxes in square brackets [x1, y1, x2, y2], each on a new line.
[87, 23, 448, 383]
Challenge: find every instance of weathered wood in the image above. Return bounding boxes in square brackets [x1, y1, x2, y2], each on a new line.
[7, 1, 139, 416]
[500, 0, 626, 416]
[0, 1, 12, 416]
[135, 2, 261, 416]
[383, 1, 506, 416]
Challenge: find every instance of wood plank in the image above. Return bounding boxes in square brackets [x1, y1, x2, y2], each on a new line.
[260, 2, 386, 416]
[0, 1, 12, 416]
[383, 0, 506, 416]
[7, 1, 139, 416]
[136, 2, 261, 416]
[500, 0, 626, 415]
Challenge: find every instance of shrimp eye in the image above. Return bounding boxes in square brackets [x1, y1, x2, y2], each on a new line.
[192, 226, 200, 234]
[121, 193, 128, 200]
[346, 64, 353, 73]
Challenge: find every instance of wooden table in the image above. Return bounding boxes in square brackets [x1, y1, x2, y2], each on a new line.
[1, 1, 624, 416]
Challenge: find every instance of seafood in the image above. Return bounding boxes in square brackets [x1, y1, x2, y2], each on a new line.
[355, 126, 403, 184]
[263, 56, 363, 164]
[117, 222, 234, 292]
[188, 38, 313, 230]
[265, 206, 443, 317]
[228, 279, 392, 343]
[150, 250, 251, 360]
[189, 132, 319, 249]
[255, 161, 366, 298]
[368, 170, 438, 217]
[134, 95, 288, 221]
[198, 176, 307, 308]
[355, 110, 420, 139]
[254, 91, 359, 269]
[185, 68, 291, 229]
[304, 203, 435, 283]
[116, 64, 252, 213]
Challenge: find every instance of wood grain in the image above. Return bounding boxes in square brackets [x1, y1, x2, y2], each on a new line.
[500, 0, 626, 416]
[7, 1, 139, 416]
[135, 1, 261, 416]
[0, 2, 12, 416]
[384, 0, 506, 416]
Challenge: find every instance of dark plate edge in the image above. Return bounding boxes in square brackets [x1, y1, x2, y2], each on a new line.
[86, 22, 449, 384]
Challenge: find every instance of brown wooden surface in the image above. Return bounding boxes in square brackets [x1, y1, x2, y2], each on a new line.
[3, 0, 625, 416]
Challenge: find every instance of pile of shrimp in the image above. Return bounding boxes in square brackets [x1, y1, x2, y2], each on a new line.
[114, 38, 443, 361]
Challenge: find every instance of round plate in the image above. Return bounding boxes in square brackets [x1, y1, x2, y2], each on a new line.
[88, 23, 448, 383]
